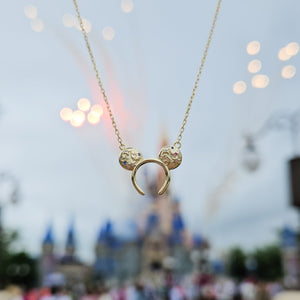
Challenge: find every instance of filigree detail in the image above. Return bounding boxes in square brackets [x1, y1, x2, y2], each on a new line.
[119, 147, 143, 170]
[158, 145, 182, 170]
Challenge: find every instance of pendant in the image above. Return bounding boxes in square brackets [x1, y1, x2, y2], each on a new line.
[119, 146, 182, 195]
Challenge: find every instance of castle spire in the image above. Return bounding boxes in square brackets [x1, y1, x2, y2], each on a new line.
[43, 223, 54, 245]
[65, 219, 76, 256]
[42, 223, 55, 256]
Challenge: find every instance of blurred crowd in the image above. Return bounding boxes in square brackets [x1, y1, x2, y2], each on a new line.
[0, 275, 285, 300]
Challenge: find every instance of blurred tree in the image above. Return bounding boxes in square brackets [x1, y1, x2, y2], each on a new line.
[5, 252, 38, 289]
[227, 247, 246, 279]
[0, 230, 38, 289]
[0, 230, 18, 286]
[252, 244, 283, 281]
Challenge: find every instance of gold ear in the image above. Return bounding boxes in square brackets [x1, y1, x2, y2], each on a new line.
[158, 145, 182, 170]
[119, 147, 143, 170]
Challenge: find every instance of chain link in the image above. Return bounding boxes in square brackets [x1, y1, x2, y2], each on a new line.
[72, 0, 222, 150]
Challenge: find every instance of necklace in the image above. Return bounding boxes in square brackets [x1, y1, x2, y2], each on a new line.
[72, 0, 222, 196]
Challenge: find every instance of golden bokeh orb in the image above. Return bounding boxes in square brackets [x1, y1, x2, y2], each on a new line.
[233, 81, 247, 94]
[281, 65, 296, 79]
[102, 27, 115, 41]
[246, 41, 260, 55]
[121, 0, 134, 13]
[91, 104, 104, 116]
[30, 19, 44, 32]
[77, 98, 91, 112]
[24, 5, 38, 19]
[60, 107, 73, 121]
[75, 18, 92, 33]
[82, 18, 92, 33]
[63, 14, 76, 28]
[71, 110, 85, 127]
[278, 47, 291, 61]
[251, 74, 269, 88]
[247, 59, 262, 74]
[87, 111, 101, 124]
[286, 42, 299, 56]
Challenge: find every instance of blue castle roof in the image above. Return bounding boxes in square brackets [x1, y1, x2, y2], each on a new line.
[172, 213, 184, 231]
[193, 234, 204, 247]
[282, 226, 297, 248]
[169, 213, 185, 245]
[97, 220, 120, 248]
[43, 224, 54, 245]
[146, 213, 159, 233]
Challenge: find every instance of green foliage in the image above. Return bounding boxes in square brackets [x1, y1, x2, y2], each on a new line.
[0, 230, 18, 285]
[0, 230, 38, 289]
[251, 244, 283, 281]
[226, 244, 283, 281]
[227, 247, 246, 280]
[5, 252, 38, 289]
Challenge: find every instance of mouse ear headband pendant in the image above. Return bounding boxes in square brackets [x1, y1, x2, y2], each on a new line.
[72, 0, 222, 195]
[119, 145, 182, 195]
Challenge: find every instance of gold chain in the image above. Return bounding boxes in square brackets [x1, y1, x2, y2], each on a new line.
[73, 0, 125, 150]
[72, 0, 222, 150]
[175, 0, 222, 149]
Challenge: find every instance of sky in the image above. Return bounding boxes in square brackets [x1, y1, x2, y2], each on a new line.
[0, 0, 299, 263]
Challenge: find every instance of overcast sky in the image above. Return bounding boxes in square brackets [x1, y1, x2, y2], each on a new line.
[0, 0, 299, 263]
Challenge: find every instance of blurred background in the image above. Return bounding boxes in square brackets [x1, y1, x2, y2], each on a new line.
[0, 0, 300, 299]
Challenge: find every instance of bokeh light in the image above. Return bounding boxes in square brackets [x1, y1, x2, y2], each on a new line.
[233, 81, 247, 94]
[60, 107, 73, 122]
[281, 65, 296, 79]
[30, 19, 44, 32]
[70, 110, 85, 127]
[91, 104, 104, 116]
[63, 13, 76, 28]
[247, 59, 262, 73]
[286, 42, 299, 56]
[77, 98, 91, 112]
[75, 18, 92, 33]
[121, 0, 134, 13]
[102, 27, 115, 41]
[278, 47, 291, 61]
[82, 18, 92, 33]
[87, 111, 101, 124]
[246, 41, 260, 55]
[251, 74, 269, 88]
[24, 5, 38, 19]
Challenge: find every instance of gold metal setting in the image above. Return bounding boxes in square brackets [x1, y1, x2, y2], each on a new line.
[131, 158, 170, 196]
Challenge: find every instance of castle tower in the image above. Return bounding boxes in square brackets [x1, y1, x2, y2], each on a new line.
[65, 221, 76, 257]
[57, 220, 90, 285]
[59, 220, 79, 265]
[94, 221, 117, 278]
[192, 234, 210, 274]
[42, 224, 55, 256]
[116, 223, 141, 279]
[169, 201, 192, 274]
[142, 205, 168, 272]
[40, 224, 57, 285]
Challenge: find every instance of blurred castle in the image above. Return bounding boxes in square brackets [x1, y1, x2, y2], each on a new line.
[40, 137, 210, 285]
